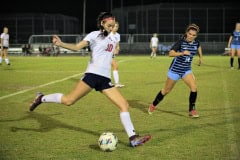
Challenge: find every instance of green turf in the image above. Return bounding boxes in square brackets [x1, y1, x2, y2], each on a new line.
[0, 55, 239, 160]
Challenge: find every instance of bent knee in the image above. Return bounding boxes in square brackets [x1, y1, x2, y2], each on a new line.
[190, 84, 197, 92]
[62, 98, 76, 106]
[113, 65, 118, 70]
[119, 101, 129, 112]
[191, 87, 197, 92]
[162, 89, 171, 95]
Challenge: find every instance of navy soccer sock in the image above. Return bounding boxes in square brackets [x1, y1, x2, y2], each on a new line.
[189, 91, 197, 111]
[153, 91, 164, 106]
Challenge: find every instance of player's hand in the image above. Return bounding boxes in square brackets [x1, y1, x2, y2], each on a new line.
[113, 49, 119, 55]
[52, 35, 62, 46]
[183, 50, 191, 55]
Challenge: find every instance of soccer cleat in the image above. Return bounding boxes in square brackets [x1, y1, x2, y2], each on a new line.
[148, 104, 156, 115]
[7, 63, 11, 66]
[115, 83, 125, 88]
[29, 92, 44, 112]
[129, 134, 151, 147]
[189, 109, 199, 118]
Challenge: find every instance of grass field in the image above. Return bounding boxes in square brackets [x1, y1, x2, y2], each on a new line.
[0, 55, 240, 160]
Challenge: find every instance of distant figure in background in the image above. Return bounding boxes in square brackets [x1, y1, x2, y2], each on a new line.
[110, 21, 124, 88]
[21, 44, 32, 56]
[0, 27, 10, 65]
[150, 33, 159, 58]
[54, 46, 60, 56]
[22, 44, 27, 56]
[26, 44, 32, 56]
[38, 45, 43, 55]
[42, 46, 51, 56]
[228, 22, 240, 70]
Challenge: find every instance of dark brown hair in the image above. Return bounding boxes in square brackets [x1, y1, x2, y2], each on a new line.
[97, 12, 115, 36]
[186, 24, 200, 33]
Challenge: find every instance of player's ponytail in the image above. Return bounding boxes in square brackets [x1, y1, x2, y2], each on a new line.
[97, 12, 115, 37]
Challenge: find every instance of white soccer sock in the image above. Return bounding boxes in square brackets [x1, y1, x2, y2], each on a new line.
[0, 57, 2, 63]
[120, 112, 136, 138]
[41, 93, 63, 103]
[113, 70, 119, 84]
[5, 58, 9, 64]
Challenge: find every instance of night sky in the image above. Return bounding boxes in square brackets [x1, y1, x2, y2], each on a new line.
[0, 0, 238, 33]
[0, 0, 165, 32]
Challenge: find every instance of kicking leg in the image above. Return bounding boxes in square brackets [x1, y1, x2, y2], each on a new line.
[102, 87, 151, 147]
[148, 77, 177, 114]
[29, 80, 92, 111]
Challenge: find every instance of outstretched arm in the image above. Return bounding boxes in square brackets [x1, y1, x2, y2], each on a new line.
[52, 35, 88, 51]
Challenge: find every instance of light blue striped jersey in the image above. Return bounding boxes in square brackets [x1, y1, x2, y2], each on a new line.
[169, 37, 200, 75]
[231, 31, 240, 45]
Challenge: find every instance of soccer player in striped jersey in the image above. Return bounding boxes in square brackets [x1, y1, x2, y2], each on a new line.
[227, 22, 240, 70]
[148, 24, 203, 118]
[29, 12, 151, 147]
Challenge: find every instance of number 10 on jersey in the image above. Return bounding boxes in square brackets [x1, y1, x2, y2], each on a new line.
[105, 44, 113, 52]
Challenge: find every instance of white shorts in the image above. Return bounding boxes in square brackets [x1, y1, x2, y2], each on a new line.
[151, 45, 158, 48]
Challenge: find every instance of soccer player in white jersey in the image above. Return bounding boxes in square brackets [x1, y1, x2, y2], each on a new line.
[0, 27, 10, 65]
[110, 21, 124, 88]
[150, 33, 159, 58]
[148, 24, 203, 118]
[29, 12, 151, 147]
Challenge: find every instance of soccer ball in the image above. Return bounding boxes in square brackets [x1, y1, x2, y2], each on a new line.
[98, 132, 118, 152]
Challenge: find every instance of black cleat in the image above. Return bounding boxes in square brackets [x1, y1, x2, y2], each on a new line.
[29, 92, 44, 112]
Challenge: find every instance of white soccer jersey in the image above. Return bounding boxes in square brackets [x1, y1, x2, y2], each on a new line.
[84, 31, 118, 78]
[151, 37, 158, 47]
[0, 33, 9, 47]
[109, 32, 120, 43]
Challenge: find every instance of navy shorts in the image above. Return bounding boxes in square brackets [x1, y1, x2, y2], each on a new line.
[82, 73, 114, 91]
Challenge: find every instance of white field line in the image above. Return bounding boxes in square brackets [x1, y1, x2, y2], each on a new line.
[0, 59, 132, 101]
[12, 70, 81, 73]
[0, 72, 84, 100]
[221, 71, 240, 159]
